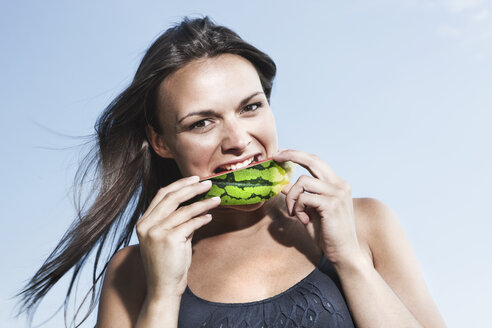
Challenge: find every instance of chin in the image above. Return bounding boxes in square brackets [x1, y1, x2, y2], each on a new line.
[219, 202, 265, 212]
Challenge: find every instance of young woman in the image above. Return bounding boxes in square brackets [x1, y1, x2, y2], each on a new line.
[18, 17, 446, 327]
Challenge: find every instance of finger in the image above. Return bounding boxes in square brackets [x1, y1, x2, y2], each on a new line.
[146, 176, 200, 215]
[139, 180, 212, 227]
[161, 196, 221, 229]
[285, 175, 337, 215]
[280, 182, 294, 195]
[292, 193, 325, 224]
[174, 214, 214, 240]
[273, 149, 339, 183]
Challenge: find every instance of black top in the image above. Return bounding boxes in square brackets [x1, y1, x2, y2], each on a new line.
[178, 254, 355, 327]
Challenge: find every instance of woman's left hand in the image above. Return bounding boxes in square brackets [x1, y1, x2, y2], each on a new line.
[273, 149, 363, 267]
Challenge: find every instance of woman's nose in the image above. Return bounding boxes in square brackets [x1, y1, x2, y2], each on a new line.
[220, 120, 252, 153]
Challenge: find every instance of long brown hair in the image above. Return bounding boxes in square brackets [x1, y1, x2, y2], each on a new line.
[16, 16, 276, 327]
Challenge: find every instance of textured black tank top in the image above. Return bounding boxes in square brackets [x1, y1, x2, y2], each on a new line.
[178, 254, 355, 327]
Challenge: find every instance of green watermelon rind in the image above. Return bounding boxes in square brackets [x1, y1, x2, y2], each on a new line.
[199, 160, 295, 205]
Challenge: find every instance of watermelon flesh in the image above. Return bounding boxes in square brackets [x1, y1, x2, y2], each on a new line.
[196, 159, 295, 205]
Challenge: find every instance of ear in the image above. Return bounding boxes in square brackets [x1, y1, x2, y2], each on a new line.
[145, 125, 174, 159]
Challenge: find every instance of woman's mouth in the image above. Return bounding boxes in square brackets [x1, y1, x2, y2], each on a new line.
[213, 154, 261, 174]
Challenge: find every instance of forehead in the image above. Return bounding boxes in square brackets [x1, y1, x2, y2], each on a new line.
[157, 54, 263, 117]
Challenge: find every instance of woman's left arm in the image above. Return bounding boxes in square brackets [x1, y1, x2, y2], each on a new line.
[273, 149, 446, 328]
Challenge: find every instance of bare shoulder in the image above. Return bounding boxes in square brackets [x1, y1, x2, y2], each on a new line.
[97, 245, 146, 327]
[105, 244, 145, 281]
[352, 197, 447, 327]
[352, 197, 418, 273]
[352, 197, 402, 249]
[353, 197, 398, 229]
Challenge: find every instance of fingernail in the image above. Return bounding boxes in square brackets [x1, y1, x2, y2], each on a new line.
[205, 214, 212, 219]
[189, 175, 200, 182]
[211, 196, 221, 202]
[200, 180, 212, 186]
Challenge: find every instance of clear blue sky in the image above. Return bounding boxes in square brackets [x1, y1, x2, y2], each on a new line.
[1, 1, 491, 327]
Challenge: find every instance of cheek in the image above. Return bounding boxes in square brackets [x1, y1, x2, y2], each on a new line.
[258, 110, 278, 154]
[173, 136, 217, 176]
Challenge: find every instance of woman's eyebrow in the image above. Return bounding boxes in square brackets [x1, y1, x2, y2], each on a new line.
[176, 91, 264, 124]
[237, 91, 264, 108]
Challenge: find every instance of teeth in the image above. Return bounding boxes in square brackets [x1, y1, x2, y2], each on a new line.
[219, 156, 254, 171]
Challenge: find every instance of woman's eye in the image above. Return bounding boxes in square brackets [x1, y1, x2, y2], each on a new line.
[242, 102, 263, 113]
[189, 119, 212, 130]
[188, 103, 262, 130]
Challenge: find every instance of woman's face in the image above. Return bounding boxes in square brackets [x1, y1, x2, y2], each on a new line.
[152, 54, 278, 179]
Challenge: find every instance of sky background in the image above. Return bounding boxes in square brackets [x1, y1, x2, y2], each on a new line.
[1, 1, 491, 327]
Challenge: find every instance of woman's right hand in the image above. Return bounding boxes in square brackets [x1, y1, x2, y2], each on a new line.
[136, 176, 220, 302]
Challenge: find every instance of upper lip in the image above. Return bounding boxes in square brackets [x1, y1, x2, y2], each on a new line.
[213, 153, 261, 173]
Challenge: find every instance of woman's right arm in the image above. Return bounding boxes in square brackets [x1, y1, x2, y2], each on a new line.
[96, 246, 184, 327]
[96, 176, 220, 327]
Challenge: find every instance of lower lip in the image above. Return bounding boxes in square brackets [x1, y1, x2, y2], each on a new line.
[218, 202, 266, 210]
